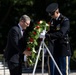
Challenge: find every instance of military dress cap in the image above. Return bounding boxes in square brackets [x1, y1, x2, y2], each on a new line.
[46, 3, 58, 14]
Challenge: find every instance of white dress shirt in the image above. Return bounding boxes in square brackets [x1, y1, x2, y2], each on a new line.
[18, 24, 23, 36]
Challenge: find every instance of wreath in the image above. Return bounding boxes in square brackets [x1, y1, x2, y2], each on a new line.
[26, 20, 49, 66]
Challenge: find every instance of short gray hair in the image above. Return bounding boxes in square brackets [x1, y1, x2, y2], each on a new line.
[19, 15, 31, 21]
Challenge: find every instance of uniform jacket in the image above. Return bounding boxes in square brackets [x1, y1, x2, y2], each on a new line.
[48, 14, 71, 56]
[4, 25, 26, 63]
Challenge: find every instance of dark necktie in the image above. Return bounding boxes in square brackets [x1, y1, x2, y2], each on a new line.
[22, 29, 25, 36]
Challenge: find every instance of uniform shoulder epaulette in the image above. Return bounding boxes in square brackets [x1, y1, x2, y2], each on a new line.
[64, 17, 69, 21]
[63, 16, 69, 21]
[60, 14, 69, 20]
[60, 15, 69, 24]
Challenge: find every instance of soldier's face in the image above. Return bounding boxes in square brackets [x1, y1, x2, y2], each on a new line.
[51, 9, 59, 19]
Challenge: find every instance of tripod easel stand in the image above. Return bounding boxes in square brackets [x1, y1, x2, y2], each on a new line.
[32, 33, 63, 75]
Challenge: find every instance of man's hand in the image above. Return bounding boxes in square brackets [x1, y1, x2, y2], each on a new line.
[23, 50, 31, 56]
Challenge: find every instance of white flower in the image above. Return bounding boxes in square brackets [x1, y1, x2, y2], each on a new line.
[34, 27, 36, 30]
[40, 20, 43, 23]
[32, 48, 36, 53]
[38, 28, 41, 33]
[46, 23, 49, 26]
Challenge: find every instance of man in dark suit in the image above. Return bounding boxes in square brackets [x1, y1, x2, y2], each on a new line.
[4, 15, 31, 75]
[46, 3, 71, 75]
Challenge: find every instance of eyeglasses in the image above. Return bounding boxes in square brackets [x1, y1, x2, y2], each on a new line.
[25, 22, 30, 25]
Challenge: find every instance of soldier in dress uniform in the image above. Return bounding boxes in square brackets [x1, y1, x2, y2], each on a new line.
[46, 3, 71, 75]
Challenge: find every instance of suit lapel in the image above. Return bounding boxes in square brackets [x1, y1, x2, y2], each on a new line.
[17, 25, 23, 38]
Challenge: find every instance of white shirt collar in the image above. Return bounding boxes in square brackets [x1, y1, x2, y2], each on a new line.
[18, 24, 24, 36]
[18, 23, 23, 31]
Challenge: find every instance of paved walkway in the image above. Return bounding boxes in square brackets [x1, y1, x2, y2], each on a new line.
[0, 70, 76, 75]
[0, 67, 76, 75]
[0, 61, 76, 75]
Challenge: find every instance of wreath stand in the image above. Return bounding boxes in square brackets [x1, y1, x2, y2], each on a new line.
[32, 31, 63, 75]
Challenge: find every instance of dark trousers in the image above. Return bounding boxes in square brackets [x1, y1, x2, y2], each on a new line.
[50, 56, 71, 75]
[7, 61, 22, 75]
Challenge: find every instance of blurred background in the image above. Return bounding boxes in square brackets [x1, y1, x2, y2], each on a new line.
[0, 0, 76, 70]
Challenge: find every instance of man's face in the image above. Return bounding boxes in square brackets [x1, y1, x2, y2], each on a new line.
[49, 9, 59, 19]
[22, 20, 30, 29]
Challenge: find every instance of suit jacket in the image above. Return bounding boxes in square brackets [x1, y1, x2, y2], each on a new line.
[48, 14, 71, 56]
[4, 25, 26, 63]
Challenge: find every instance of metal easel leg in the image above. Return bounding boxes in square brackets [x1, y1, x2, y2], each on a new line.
[32, 40, 43, 75]
[44, 42, 63, 75]
[32, 37, 63, 75]
[42, 40, 44, 75]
